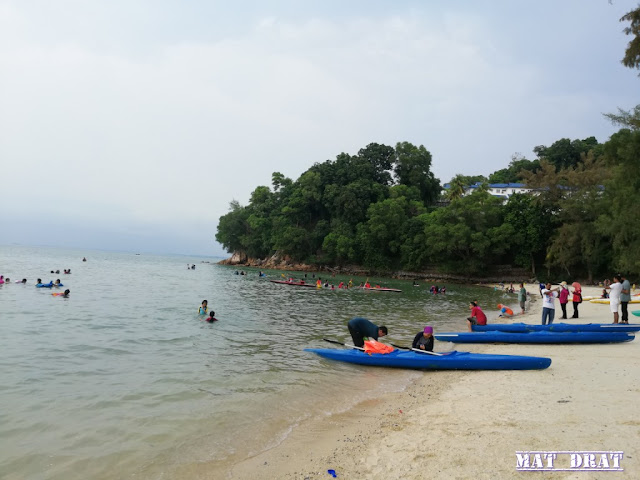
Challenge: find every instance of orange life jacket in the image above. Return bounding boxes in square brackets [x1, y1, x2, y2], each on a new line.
[364, 340, 394, 355]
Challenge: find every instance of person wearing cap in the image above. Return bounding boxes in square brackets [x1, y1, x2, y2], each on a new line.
[347, 317, 388, 348]
[558, 282, 570, 319]
[412, 326, 434, 351]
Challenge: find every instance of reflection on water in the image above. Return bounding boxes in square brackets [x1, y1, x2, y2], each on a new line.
[0, 246, 517, 479]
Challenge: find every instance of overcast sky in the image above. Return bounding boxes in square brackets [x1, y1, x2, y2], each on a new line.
[1, 0, 638, 256]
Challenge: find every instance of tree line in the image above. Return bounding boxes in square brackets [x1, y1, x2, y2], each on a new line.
[216, 5, 640, 281]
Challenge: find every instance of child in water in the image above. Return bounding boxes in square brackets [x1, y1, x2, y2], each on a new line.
[206, 311, 218, 323]
[199, 300, 208, 315]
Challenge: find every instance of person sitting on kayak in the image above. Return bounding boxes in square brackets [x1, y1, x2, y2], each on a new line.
[199, 300, 208, 315]
[467, 301, 487, 331]
[412, 326, 434, 351]
[347, 317, 388, 348]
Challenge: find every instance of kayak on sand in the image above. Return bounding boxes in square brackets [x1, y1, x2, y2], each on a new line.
[305, 348, 551, 370]
[435, 331, 635, 344]
[473, 322, 640, 333]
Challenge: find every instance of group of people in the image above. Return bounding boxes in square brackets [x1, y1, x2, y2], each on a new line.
[429, 285, 446, 294]
[540, 282, 582, 325]
[539, 275, 632, 324]
[0, 275, 70, 297]
[606, 274, 632, 324]
[198, 300, 218, 323]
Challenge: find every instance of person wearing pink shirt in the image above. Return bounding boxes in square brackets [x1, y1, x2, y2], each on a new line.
[558, 282, 570, 319]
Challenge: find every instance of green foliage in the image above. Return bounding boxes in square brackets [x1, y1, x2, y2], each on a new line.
[445, 174, 468, 200]
[598, 128, 640, 274]
[488, 154, 541, 183]
[621, 5, 640, 72]
[416, 193, 514, 274]
[604, 105, 640, 131]
[393, 142, 441, 204]
[215, 131, 640, 278]
[533, 137, 600, 172]
[503, 194, 553, 275]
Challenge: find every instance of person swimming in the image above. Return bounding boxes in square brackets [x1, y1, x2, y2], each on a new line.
[199, 300, 208, 315]
[206, 311, 218, 323]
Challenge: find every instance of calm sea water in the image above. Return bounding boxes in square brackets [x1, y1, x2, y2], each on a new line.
[0, 245, 517, 479]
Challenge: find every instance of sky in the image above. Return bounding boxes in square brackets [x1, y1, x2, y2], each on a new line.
[1, 0, 638, 256]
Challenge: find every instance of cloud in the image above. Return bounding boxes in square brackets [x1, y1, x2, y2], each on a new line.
[1, 1, 637, 254]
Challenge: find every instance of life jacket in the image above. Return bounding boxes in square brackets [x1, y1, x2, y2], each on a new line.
[498, 304, 513, 315]
[364, 340, 394, 355]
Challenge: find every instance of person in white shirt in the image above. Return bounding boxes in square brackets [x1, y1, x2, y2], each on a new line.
[541, 282, 559, 325]
[607, 275, 623, 324]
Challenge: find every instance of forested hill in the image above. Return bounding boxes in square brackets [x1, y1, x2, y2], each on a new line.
[215, 130, 640, 282]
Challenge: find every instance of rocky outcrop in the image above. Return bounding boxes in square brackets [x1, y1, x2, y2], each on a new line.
[217, 252, 534, 283]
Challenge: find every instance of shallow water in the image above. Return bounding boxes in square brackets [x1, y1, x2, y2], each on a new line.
[0, 245, 517, 479]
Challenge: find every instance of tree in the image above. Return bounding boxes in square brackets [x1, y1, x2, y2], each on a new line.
[393, 142, 441, 205]
[533, 137, 599, 171]
[215, 200, 250, 253]
[488, 154, 540, 183]
[621, 5, 640, 72]
[522, 154, 610, 281]
[604, 105, 640, 131]
[445, 174, 467, 200]
[503, 194, 553, 276]
[597, 128, 640, 274]
[417, 192, 514, 274]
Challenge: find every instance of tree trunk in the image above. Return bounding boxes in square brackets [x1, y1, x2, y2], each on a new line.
[530, 253, 536, 277]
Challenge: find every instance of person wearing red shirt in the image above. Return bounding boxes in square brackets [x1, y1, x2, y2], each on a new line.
[467, 301, 487, 331]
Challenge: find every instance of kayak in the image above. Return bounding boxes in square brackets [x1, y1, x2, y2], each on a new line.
[305, 348, 551, 370]
[36, 282, 54, 288]
[269, 280, 316, 288]
[473, 322, 640, 333]
[435, 331, 635, 344]
[590, 298, 640, 304]
[633, 311, 640, 317]
[360, 287, 402, 293]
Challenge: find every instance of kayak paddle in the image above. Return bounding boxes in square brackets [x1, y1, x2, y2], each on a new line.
[322, 338, 365, 351]
[390, 343, 443, 356]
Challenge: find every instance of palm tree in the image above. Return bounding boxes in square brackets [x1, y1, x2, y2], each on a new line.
[446, 174, 467, 200]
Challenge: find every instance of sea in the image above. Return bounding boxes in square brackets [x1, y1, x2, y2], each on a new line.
[0, 245, 518, 479]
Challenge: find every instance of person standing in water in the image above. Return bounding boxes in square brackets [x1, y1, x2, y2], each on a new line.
[199, 300, 208, 315]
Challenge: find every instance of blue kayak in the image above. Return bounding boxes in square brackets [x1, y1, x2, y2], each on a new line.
[473, 322, 640, 333]
[435, 331, 635, 344]
[36, 282, 54, 288]
[305, 348, 551, 370]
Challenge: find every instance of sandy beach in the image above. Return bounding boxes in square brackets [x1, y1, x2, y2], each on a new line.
[221, 285, 639, 479]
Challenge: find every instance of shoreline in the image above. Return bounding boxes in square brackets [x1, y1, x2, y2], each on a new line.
[221, 285, 639, 479]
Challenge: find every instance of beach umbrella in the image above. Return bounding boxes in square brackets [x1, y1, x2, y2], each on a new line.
[572, 282, 581, 290]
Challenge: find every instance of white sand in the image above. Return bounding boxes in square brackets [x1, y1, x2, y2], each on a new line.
[221, 285, 640, 479]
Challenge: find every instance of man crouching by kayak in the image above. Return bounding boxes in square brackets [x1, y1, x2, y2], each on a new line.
[347, 317, 388, 348]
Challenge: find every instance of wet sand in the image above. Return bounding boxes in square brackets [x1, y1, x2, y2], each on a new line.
[224, 285, 640, 479]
